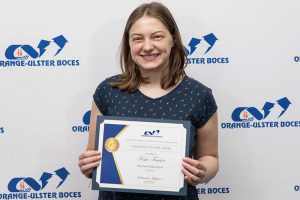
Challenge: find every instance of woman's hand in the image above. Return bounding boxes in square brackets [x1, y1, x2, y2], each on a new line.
[182, 157, 207, 186]
[78, 150, 101, 179]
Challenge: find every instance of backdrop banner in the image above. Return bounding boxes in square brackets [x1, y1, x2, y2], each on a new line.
[1, 0, 299, 199]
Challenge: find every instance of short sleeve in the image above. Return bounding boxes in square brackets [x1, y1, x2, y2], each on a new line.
[93, 78, 109, 115]
[195, 88, 218, 129]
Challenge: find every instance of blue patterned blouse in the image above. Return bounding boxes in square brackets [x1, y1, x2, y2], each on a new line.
[93, 75, 217, 200]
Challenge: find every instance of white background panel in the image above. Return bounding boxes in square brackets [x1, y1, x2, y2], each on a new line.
[0, 0, 299, 199]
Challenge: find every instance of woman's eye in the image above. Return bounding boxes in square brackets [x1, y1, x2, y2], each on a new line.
[132, 37, 142, 42]
[154, 35, 163, 39]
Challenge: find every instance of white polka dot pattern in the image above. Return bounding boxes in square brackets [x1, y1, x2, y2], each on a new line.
[93, 75, 217, 200]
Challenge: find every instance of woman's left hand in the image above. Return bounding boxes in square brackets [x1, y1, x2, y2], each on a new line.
[182, 157, 207, 186]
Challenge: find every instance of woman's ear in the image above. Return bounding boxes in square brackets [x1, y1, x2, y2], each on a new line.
[172, 37, 176, 47]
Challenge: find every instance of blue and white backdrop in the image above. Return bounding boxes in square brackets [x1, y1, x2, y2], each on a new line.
[1, 0, 299, 199]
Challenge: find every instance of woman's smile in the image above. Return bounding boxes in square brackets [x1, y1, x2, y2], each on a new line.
[141, 53, 160, 61]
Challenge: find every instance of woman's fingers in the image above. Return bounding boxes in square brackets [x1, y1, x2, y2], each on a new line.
[78, 150, 101, 178]
[78, 150, 101, 160]
[182, 167, 200, 186]
[182, 157, 207, 185]
[81, 161, 100, 178]
[78, 153, 101, 167]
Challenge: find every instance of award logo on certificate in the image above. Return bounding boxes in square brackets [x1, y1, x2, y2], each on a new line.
[92, 116, 191, 196]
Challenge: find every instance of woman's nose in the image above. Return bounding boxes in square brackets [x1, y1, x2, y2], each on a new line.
[142, 38, 153, 51]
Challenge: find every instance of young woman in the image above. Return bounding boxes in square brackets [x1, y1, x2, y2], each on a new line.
[78, 2, 218, 200]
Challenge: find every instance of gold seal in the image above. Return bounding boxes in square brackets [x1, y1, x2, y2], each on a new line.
[105, 137, 119, 152]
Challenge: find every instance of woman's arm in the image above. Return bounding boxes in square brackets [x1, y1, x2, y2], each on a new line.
[182, 112, 219, 185]
[78, 100, 102, 178]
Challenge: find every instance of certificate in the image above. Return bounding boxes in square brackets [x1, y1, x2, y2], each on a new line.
[92, 116, 191, 196]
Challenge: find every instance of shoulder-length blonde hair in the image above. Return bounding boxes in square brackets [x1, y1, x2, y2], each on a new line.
[111, 2, 187, 92]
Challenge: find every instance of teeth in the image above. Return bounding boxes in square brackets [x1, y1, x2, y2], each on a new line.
[142, 54, 158, 61]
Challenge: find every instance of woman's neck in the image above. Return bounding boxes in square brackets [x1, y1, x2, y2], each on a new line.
[138, 72, 184, 99]
[140, 70, 162, 88]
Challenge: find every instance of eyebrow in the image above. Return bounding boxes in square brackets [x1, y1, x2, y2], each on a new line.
[130, 31, 165, 38]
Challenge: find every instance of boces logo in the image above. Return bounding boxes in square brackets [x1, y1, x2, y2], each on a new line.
[0, 35, 80, 68]
[198, 187, 230, 195]
[184, 33, 229, 65]
[0, 167, 81, 199]
[143, 129, 160, 137]
[72, 110, 90, 133]
[8, 168, 69, 192]
[221, 97, 300, 129]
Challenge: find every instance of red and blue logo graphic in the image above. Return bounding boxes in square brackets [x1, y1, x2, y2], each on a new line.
[231, 97, 291, 122]
[5, 35, 67, 60]
[72, 110, 90, 133]
[184, 33, 229, 65]
[0, 167, 82, 199]
[221, 97, 300, 129]
[0, 35, 80, 67]
[8, 167, 69, 192]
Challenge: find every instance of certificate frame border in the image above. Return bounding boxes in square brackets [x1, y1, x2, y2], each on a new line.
[92, 115, 191, 196]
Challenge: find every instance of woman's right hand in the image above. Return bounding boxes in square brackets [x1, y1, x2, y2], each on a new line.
[78, 150, 101, 179]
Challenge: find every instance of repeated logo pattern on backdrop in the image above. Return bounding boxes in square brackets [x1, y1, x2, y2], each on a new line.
[0, 167, 81, 199]
[197, 187, 230, 195]
[8, 167, 69, 192]
[221, 97, 300, 129]
[72, 110, 91, 133]
[0, 35, 80, 67]
[184, 33, 229, 65]
[1, 1, 299, 199]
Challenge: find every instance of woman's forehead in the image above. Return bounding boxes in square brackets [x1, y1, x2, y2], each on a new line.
[129, 16, 169, 35]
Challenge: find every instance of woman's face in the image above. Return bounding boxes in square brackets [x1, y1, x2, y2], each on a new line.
[129, 16, 174, 74]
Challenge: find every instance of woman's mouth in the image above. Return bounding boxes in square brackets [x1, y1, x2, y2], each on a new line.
[141, 54, 159, 61]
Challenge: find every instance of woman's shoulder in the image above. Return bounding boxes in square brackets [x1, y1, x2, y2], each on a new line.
[96, 74, 121, 87]
[94, 74, 122, 94]
[100, 74, 121, 84]
[184, 75, 212, 92]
